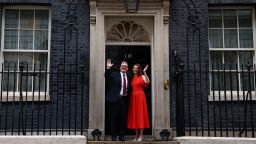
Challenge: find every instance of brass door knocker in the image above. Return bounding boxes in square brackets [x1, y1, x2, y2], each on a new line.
[164, 80, 169, 90]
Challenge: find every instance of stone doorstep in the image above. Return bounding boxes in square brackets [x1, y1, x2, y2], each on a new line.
[87, 141, 179, 144]
[88, 136, 179, 144]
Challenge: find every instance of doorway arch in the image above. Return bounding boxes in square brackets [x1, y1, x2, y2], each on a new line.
[106, 20, 150, 43]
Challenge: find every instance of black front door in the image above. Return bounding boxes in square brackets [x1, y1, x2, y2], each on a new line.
[105, 45, 152, 135]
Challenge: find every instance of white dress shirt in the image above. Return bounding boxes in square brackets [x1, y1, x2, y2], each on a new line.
[120, 72, 128, 96]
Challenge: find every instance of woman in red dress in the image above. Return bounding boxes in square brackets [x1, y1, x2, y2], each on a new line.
[127, 64, 150, 141]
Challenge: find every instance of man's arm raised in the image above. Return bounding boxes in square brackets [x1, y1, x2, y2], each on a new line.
[105, 59, 114, 79]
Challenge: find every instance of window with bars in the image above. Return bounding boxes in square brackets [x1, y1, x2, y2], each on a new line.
[1, 7, 50, 95]
[209, 8, 255, 93]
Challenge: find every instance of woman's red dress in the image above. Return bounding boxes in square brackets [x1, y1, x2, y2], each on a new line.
[127, 75, 150, 129]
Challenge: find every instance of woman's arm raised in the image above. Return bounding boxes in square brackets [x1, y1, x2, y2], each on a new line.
[142, 65, 150, 84]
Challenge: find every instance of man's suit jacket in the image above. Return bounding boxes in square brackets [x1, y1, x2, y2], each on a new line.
[105, 68, 131, 103]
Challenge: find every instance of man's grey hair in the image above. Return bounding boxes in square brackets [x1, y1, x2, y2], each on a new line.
[121, 61, 128, 66]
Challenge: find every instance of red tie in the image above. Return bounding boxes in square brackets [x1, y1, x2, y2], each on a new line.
[123, 73, 126, 96]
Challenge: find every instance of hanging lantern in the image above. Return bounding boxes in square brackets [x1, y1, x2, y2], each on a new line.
[124, 0, 140, 13]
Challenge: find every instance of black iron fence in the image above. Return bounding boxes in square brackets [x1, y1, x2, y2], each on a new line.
[174, 53, 256, 138]
[0, 63, 86, 135]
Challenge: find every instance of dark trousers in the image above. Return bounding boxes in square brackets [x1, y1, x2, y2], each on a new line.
[110, 96, 128, 137]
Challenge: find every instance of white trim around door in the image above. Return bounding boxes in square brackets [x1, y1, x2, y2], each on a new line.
[88, 0, 170, 140]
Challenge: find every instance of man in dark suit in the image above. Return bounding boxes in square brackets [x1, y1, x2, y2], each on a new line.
[105, 59, 131, 141]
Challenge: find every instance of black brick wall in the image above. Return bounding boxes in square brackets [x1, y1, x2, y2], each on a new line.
[208, 0, 256, 5]
[170, 0, 256, 134]
[0, 0, 90, 132]
[169, 0, 209, 128]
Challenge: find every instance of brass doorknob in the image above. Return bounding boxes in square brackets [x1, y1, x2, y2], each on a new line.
[164, 80, 169, 90]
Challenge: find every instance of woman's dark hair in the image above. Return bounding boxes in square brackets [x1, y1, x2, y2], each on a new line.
[132, 64, 143, 77]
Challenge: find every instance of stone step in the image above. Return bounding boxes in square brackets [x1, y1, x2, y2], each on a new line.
[88, 135, 178, 144]
[88, 141, 179, 144]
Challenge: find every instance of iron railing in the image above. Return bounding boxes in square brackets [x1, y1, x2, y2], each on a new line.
[174, 57, 256, 137]
[0, 63, 86, 135]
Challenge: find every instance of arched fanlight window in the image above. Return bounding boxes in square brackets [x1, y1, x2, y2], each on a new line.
[106, 21, 150, 43]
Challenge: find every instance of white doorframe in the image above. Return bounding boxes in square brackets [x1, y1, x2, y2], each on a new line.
[88, 0, 170, 140]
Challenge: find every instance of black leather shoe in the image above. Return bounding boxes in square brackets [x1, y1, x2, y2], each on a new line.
[111, 136, 116, 141]
[119, 136, 125, 141]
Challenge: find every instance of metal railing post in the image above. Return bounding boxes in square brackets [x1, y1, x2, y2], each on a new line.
[19, 62, 25, 135]
[173, 50, 185, 136]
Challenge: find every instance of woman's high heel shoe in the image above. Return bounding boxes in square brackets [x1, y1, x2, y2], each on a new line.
[133, 136, 139, 141]
[137, 136, 143, 142]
